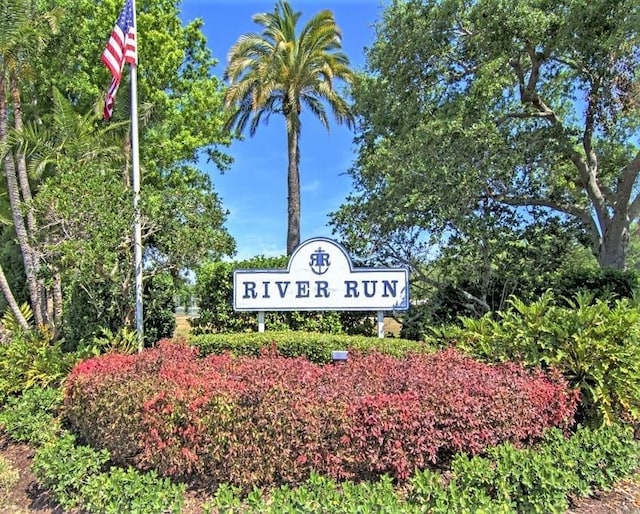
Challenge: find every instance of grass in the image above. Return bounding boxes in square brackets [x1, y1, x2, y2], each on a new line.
[0, 455, 19, 507]
[173, 315, 193, 339]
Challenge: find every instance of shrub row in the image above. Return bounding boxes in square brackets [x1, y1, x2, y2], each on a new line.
[205, 424, 639, 514]
[65, 341, 578, 490]
[2, 385, 636, 512]
[188, 331, 432, 363]
[32, 433, 185, 513]
[408, 424, 639, 514]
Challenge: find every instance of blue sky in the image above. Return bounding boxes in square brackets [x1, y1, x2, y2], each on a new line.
[178, 1, 386, 260]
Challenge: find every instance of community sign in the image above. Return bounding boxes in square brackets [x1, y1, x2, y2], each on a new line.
[233, 237, 409, 312]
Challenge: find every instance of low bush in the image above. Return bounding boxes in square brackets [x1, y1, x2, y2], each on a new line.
[32, 433, 110, 510]
[0, 386, 62, 445]
[189, 331, 432, 363]
[0, 331, 76, 404]
[409, 424, 639, 514]
[65, 341, 577, 490]
[32, 430, 185, 513]
[205, 424, 639, 513]
[207, 473, 413, 514]
[450, 292, 640, 426]
[80, 466, 185, 514]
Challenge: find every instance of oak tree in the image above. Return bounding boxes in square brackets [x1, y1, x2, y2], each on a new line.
[336, 0, 640, 270]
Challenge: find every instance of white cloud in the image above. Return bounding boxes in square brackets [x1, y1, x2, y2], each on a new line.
[301, 179, 321, 193]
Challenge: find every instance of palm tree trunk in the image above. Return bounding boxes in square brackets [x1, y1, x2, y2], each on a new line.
[0, 76, 44, 327]
[51, 270, 63, 340]
[10, 75, 47, 325]
[0, 263, 29, 331]
[286, 121, 301, 255]
[10, 76, 36, 233]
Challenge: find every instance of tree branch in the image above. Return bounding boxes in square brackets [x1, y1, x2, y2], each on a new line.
[618, 150, 640, 213]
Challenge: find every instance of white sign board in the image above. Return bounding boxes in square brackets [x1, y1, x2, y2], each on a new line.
[233, 237, 409, 311]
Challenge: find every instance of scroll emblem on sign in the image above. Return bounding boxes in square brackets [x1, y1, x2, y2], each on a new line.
[309, 247, 330, 275]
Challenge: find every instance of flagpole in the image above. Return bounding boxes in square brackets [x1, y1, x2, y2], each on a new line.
[130, 0, 144, 352]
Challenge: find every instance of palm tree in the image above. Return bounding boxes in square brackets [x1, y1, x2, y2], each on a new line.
[0, 0, 61, 328]
[224, 0, 355, 255]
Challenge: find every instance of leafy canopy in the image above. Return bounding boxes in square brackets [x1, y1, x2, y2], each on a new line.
[334, 0, 640, 270]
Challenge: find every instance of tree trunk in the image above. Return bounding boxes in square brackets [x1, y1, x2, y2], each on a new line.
[286, 119, 301, 256]
[50, 270, 63, 340]
[0, 264, 29, 331]
[10, 75, 47, 324]
[10, 76, 36, 233]
[597, 214, 629, 270]
[0, 76, 44, 327]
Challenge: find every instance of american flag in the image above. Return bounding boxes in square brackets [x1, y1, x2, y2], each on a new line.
[102, 0, 137, 120]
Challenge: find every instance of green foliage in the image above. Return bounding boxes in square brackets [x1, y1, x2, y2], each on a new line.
[1, 302, 33, 335]
[193, 256, 375, 335]
[32, 433, 111, 510]
[550, 267, 639, 304]
[560, 423, 640, 492]
[35, 0, 233, 168]
[142, 271, 177, 347]
[210, 473, 414, 513]
[452, 292, 640, 426]
[399, 259, 638, 341]
[2, 0, 235, 343]
[32, 428, 185, 513]
[189, 330, 431, 363]
[83, 327, 139, 357]
[334, 0, 640, 271]
[193, 258, 280, 334]
[426, 218, 593, 321]
[63, 269, 178, 353]
[80, 466, 185, 514]
[61, 279, 132, 351]
[0, 331, 76, 403]
[0, 386, 62, 445]
[409, 466, 511, 514]
[409, 424, 639, 514]
[62, 271, 177, 351]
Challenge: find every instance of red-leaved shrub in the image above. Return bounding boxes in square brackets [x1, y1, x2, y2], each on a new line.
[64, 340, 578, 489]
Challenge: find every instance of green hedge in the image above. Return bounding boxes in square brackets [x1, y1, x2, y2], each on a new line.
[188, 331, 433, 363]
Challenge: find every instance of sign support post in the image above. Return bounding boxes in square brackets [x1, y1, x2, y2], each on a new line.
[258, 311, 265, 333]
[377, 311, 385, 338]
